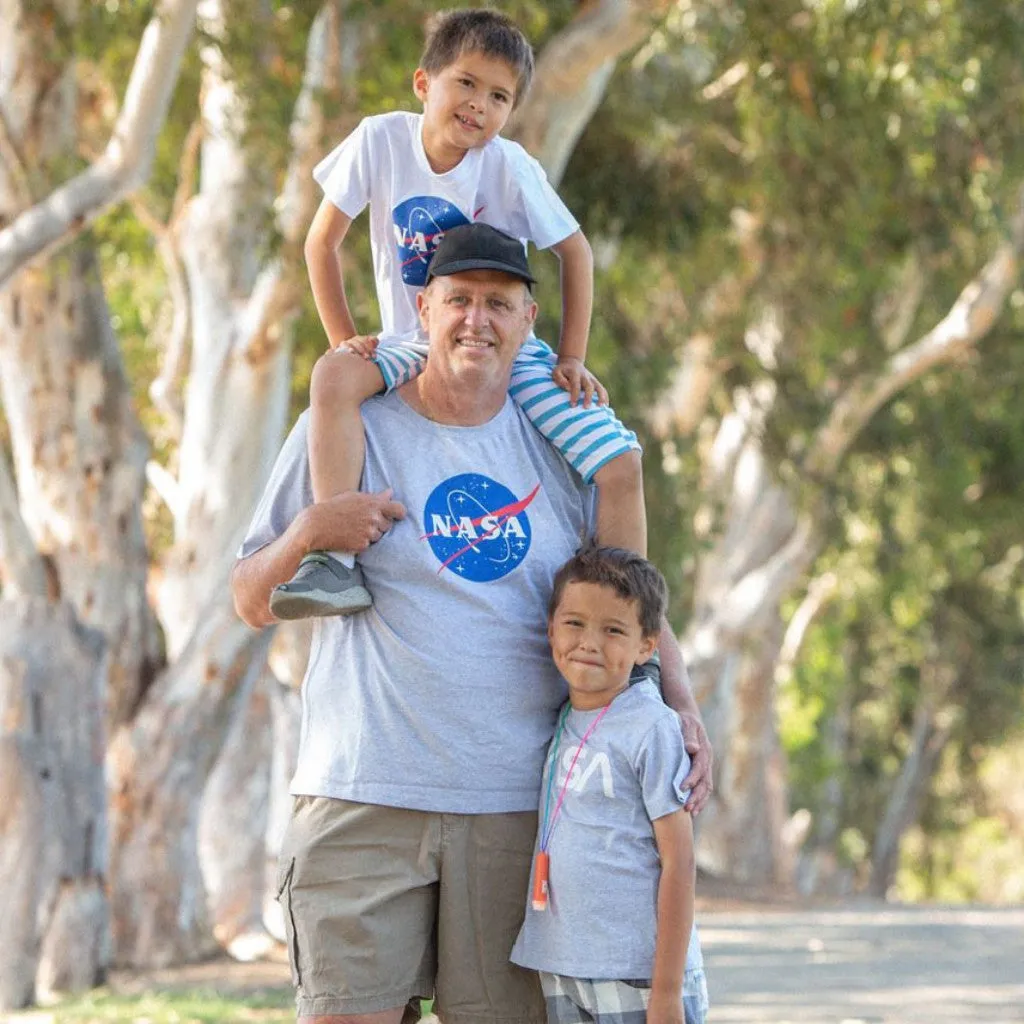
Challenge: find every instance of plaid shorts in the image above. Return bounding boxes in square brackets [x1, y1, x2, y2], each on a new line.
[539, 970, 708, 1024]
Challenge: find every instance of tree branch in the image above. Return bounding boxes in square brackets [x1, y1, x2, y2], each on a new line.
[239, 1, 346, 361]
[806, 186, 1024, 480]
[508, 0, 668, 185]
[0, 106, 34, 211]
[0, 444, 48, 600]
[775, 571, 838, 684]
[0, 0, 199, 289]
[649, 209, 764, 437]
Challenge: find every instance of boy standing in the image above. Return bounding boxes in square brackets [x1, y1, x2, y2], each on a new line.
[512, 546, 709, 1024]
[271, 8, 646, 620]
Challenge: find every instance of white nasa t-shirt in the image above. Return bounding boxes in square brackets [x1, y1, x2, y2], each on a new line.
[313, 112, 579, 341]
[238, 391, 597, 814]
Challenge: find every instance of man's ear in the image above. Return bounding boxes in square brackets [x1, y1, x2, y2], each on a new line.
[525, 289, 538, 327]
[413, 67, 430, 103]
[416, 286, 431, 331]
[635, 635, 658, 665]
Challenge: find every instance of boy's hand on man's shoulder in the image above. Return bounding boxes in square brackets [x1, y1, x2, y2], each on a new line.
[340, 333, 380, 358]
[552, 355, 608, 408]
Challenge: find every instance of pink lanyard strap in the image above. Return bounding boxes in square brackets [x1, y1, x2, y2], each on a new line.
[540, 703, 611, 852]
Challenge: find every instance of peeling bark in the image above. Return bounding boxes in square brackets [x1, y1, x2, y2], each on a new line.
[0, 599, 108, 1011]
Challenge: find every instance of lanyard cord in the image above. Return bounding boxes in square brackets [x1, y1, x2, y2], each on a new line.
[540, 703, 611, 852]
[540, 704, 570, 852]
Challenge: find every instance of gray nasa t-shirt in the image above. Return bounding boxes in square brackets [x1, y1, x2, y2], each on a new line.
[511, 680, 704, 979]
[239, 390, 596, 813]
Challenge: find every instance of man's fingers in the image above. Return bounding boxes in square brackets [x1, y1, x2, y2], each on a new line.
[684, 779, 711, 815]
[384, 500, 407, 521]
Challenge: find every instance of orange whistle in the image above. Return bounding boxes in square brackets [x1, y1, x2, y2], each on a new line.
[531, 851, 550, 911]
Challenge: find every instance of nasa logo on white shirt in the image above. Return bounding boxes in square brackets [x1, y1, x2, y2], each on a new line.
[392, 195, 470, 285]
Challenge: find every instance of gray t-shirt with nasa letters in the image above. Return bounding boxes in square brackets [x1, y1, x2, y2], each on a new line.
[510, 680, 704, 980]
[238, 389, 596, 814]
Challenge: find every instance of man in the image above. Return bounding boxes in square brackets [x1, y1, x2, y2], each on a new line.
[232, 224, 712, 1024]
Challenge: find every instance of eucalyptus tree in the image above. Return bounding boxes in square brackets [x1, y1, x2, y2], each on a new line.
[0, 0, 674, 1002]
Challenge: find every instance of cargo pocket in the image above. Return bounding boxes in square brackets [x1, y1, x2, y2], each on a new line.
[275, 857, 303, 989]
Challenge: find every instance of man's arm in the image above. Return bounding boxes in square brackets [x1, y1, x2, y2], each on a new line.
[648, 809, 696, 1024]
[658, 616, 714, 814]
[231, 489, 405, 628]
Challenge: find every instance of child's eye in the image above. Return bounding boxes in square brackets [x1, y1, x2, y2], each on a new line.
[458, 77, 473, 87]
[493, 92, 509, 104]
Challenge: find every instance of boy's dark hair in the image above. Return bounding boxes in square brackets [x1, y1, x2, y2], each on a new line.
[420, 9, 535, 107]
[549, 544, 668, 638]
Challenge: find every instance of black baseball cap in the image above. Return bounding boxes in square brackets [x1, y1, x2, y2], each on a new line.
[426, 223, 536, 289]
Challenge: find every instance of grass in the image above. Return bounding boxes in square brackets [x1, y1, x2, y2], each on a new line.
[11, 989, 436, 1023]
[8, 987, 295, 1023]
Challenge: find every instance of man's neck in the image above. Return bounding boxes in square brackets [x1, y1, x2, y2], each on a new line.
[401, 369, 508, 426]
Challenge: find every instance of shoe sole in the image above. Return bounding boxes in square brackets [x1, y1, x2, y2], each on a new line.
[269, 585, 373, 620]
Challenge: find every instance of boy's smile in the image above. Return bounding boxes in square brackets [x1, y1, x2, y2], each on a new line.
[414, 51, 519, 172]
[548, 581, 658, 711]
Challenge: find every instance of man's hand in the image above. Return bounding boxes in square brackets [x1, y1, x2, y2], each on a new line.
[552, 355, 608, 408]
[678, 711, 713, 815]
[339, 333, 379, 359]
[306, 488, 406, 553]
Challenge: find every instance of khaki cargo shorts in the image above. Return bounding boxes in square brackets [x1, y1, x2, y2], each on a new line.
[276, 795, 545, 1023]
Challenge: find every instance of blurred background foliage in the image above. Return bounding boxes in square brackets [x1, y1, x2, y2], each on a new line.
[73, 0, 1023, 901]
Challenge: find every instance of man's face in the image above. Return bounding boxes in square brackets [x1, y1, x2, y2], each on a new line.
[417, 270, 537, 389]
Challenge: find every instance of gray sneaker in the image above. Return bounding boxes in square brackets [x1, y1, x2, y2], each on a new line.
[269, 552, 372, 619]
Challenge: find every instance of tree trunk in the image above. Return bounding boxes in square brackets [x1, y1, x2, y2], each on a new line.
[0, 2, 158, 732]
[149, 2, 350, 955]
[263, 674, 302, 942]
[107, 603, 273, 966]
[0, 599, 108, 1011]
[869, 668, 958, 898]
[198, 667, 272, 957]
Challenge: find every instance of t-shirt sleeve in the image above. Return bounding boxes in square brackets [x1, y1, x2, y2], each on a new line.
[503, 145, 580, 250]
[636, 712, 693, 821]
[236, 413, 314, 560]
[312, 118, 375, 219]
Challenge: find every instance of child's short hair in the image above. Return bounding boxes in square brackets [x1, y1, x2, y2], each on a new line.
[549, 544, 669, 638]
[420, 9, 535, 107]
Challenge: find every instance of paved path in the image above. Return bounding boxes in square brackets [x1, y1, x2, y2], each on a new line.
[9, 904, 1022, 1023]
[700, 905, 1024, 1023]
